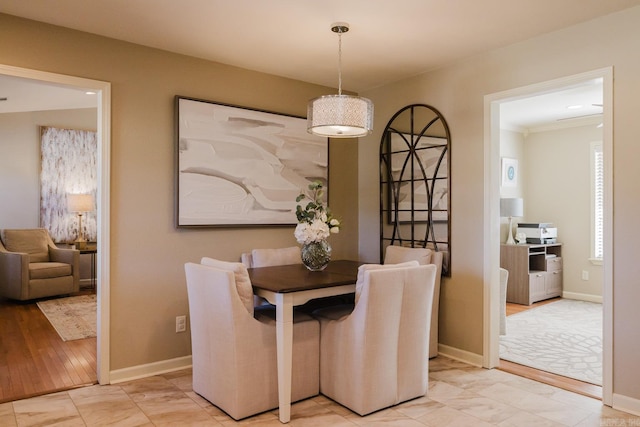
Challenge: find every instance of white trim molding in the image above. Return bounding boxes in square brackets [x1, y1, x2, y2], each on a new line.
[562, 292, 603, 304]
[110, 356, 193, 384]
[612, 394, 640, 417]
[438, 344, 484, 368]
[484, 67, 613, 406]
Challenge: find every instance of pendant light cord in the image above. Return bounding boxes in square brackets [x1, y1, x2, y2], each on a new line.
[337, 29, 343, 95]
[331, 23, 349, 96]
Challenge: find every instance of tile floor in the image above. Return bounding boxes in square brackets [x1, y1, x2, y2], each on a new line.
[2, 357, 639, 426]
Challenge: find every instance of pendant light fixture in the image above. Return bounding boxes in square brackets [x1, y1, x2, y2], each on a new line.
[307, 23, 373, 138]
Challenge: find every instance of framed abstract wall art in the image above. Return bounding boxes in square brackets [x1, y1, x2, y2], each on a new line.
[175, 96, 328, 227]
[40, 126, 97, 243]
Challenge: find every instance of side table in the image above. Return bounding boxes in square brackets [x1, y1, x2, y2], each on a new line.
[78, 246, 97, 289]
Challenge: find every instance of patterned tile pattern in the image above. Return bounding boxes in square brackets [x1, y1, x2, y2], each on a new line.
[2, 357, 638, 426]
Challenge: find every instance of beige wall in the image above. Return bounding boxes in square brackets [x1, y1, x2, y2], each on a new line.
[0, 14, 358, 370]
[524, 124, 603, 299]
[0, 108, 97, 228]
[499, 129, 525, 243]
[361, 6, 640, 401]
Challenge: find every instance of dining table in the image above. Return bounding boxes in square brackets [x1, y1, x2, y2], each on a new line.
[248, 259, 362, 423]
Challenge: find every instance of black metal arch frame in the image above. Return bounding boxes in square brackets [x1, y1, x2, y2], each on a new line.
[379, 104, 451, 275]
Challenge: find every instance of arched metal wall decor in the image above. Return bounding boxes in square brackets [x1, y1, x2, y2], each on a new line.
[380, 104, 451, 276]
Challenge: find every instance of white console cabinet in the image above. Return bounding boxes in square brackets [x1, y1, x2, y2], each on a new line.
[500, 243, 562, 305]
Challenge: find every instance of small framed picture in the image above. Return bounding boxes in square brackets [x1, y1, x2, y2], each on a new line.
[501, 157, 518, 187]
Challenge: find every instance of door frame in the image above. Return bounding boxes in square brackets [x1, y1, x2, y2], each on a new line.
[482, 67, 613, 405]
[0, 63, 111, 384]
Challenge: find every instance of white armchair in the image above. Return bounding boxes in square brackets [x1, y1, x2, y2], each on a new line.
[185, 261, 319, 420]
[314, 262, 437, 416]
[384, 245, 443, 358]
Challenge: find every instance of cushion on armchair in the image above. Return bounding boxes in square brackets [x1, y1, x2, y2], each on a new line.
[0, 229, 50, 262]
[29, 262, 73, 279]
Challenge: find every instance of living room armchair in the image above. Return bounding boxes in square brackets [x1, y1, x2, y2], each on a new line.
[0, 228, 80, 300]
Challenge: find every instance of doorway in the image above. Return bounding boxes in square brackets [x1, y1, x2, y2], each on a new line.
[483, 68, 613, 405]
[0, 64, 111, 391]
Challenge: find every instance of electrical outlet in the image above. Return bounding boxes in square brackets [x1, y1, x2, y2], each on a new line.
[582, 270, 589, 281]
[175, 315, 186, 333]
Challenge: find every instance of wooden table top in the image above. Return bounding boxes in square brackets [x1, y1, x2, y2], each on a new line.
[248, 260, 363, 293]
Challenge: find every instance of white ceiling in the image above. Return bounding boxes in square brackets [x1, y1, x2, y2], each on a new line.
[0, 0, 636, 126]
[0, 74, 98, 114]
[500, 78, 604, 132]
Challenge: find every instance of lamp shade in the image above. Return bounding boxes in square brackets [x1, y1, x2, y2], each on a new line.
[307, 94, 373, 138]
[500, 197, 523, 217]
[67, 193, 95, 213]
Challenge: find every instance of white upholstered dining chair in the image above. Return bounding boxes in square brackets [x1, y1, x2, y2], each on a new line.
[185, 260, 319, 420]
[313, 262, 437, 416]
[240, 246, 301, 306]
[384, 245, 443, 358]
[241, 246, 301, 268]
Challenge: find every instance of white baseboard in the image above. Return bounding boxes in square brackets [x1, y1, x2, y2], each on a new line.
[562, 291, 603, 303]
[437, 344, 483, 367]
[109, 355, 192, 384]
[612, 393, 640, 416]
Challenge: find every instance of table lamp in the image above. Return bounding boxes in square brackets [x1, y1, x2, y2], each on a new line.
[67, 193, 94, 249]
[500, 197, 523, 245]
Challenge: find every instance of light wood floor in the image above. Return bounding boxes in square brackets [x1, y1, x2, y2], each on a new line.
[0, 291, 97, 404]
[499, 297, 603, 400]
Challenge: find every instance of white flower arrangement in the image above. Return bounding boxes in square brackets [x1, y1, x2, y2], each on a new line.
[294, 181, 340, 245]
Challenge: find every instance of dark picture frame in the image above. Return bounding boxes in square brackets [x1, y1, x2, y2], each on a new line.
[175, 96, 328, 227]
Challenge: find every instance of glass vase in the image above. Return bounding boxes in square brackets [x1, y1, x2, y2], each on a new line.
[301, 240, 331, 271]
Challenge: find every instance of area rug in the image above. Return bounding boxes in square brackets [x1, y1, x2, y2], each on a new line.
[499, 299, 602, 385]
[36, 294, 96, 341]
